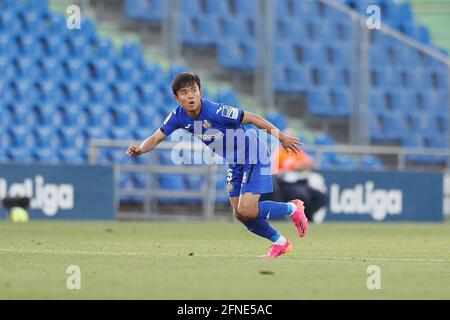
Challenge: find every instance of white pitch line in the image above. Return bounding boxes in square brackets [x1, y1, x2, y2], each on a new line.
[0, 248, 447, 264]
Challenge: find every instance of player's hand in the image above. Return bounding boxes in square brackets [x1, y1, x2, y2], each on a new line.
[126, 145, 143, 157]
[280, 132, 303, 154]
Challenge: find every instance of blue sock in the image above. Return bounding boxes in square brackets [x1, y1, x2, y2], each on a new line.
[258, 201, 296, 220]
[244, 219, 281, 242]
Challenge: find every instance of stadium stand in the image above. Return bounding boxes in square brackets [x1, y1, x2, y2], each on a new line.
[123, 0, 448, 165]
[4, 0, 448, 205]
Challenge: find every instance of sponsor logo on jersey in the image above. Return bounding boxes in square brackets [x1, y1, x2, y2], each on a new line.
[221, 105, 239, 120]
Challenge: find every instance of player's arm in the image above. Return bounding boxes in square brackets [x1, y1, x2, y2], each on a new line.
[126, 129, 166, 156]
[242, 112, 302, 153]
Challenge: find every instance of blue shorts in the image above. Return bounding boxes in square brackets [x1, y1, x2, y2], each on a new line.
[226, 163, 273, 198]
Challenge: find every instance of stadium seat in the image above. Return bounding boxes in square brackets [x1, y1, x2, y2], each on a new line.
[7, 148, 33, 163]
[86, 103, 112, 127]
[10, 102, 34, 126]
[33, 147, 59, 164]
[360, 155, 384, 170]
[33, 126, 59, 149]
[8, 125, 34, 149]
[58, 127, 85, 149]
[125, 0, 163, 22]
[217, 39, 256, 71]
[58, 148, 86, 165]
[61, 104, 89, 127]
[216, 89, 239, 107]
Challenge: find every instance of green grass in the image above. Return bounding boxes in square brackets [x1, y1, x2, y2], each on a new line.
[0, 221, 449, 300]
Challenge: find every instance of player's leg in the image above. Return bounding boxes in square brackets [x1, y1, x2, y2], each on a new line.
[227, 165, 284, 245]
[238, 192, 292, 258]
[239, 164, 309, 238]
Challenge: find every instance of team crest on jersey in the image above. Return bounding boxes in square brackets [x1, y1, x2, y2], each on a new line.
[227, 182, 234, 192]
[203, 120, 212, 129]
[221, 105, 239, 120]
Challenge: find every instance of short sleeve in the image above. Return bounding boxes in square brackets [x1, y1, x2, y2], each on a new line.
[160, 110, 180, 136]
[217, 105, 245, 126]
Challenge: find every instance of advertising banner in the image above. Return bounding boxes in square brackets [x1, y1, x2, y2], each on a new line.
[309, 170, 444, 222]
[0, 163, 114, 220]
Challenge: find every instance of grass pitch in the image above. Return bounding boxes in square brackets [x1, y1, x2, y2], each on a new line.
[0, 221, 449, 299]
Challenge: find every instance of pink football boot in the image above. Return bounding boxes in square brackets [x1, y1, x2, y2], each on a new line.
[259, 239, 293, 259]
[290, 199, 308, 238]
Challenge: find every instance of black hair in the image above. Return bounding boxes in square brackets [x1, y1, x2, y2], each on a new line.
[171, 72, 201, 96]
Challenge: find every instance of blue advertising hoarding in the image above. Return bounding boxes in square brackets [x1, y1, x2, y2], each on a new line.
[0, 163, 114, 220]
[309, 170, 444, 222]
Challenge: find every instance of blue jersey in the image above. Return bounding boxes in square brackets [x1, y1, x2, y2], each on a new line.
[160, 99, 271, 166]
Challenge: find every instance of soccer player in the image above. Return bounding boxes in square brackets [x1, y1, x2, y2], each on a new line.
[126, 72, 308, 258]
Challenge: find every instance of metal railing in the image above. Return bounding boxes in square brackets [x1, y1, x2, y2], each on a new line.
[89, 138, 450, 219]
[89, 139, 220, 220]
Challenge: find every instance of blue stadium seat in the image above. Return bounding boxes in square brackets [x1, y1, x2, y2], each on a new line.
[115, 59, 142, 84]
[7, 148, 33, 163]
[85, 103, 111, 127]
[109, 126, 134, 141]
[0, 103, 13, 127]
[58, 148, 86, 165]
[87, 82, 115, 104]
[329, 89, 350, 117]
[61, 80, 90, 104]
[41, 34, 70, 59]
[334, 154, 358, 170]
[8, 125, 34, 148]
[14, 57, 40, 81]
[112, 82, 139, 104]
[232, 0, 257, 19]
[84, 126, 109, 142]
[33, 147, 59, 164]
[58, 127, 85, 149]
[125, 0, 163, 22]
[285, 65, 309, 93]
[109, 104, 138, 127]
[301, 44, 328, 66]
[265, 111, 288, 132]
[0, 55, 15, 81]
[33, 126, 59, 149]
[93, 38, 116, 60]
[360, 155, 384, 170]
[218, 16, 254, 41]
[158, 149, 175, 165]
[216, 89, 239, 107]
[158, 174, 187, 204]
[61, 104, 88, 127]
[370, 111, 406, 142]
[38, 57, 65, 81]
[133, 126, 153, 141]
[307, 89, 331, 117]
[34, 102, 62, 126]
[315, 133, 336, 146]
[181, 15, 219, 47]
[141, 63, 164, 83]
[138, 107, 167, 130]
[11, 79, 39, 102]
[0, 10, 22, 35]
[10, 102, 33, 126]
[217, 39, 256, 71]
[405, 23, 431, 45]
[63, 57, 89, 82]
